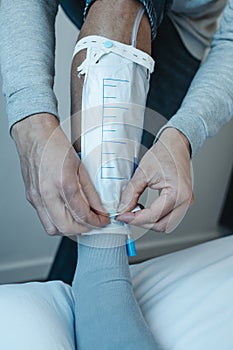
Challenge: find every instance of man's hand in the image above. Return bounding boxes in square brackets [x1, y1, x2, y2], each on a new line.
[116, 128, 194, 233]
[12, 113, 110, 236]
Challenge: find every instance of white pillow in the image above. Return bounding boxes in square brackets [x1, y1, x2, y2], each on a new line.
[0, 281, 75, 350]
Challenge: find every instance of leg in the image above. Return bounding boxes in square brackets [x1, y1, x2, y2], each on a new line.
[51, 5, 201, 287]
[71, 0, 151, 152]
[71, 1, 158, 349]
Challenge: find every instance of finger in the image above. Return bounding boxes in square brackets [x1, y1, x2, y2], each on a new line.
[61, 176, 110, 229]
[136, 201, 191, 233]
[60, 202, 93, 235]
[158, 202, 190, 233]
[118, 166, 147, 213]
[119, 192, 193, 232]
[38, 182, 93, 235]
[36, 207, 59, 235]
[43, 193, 92, 235]
[78, 162, 110, 218]
[161, 191, 194, 233]
[117, 188, 176, 225]
[27, 194, 59, 235]
[37, 211, 59, 235]
[60, 151, 110, 228]
[39, 182, 93, 235]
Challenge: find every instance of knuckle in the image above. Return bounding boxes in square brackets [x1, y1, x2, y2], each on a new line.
[62, 179, 77, 199]
[77, 207, 93, 224]
[57, 224, 71, 235]
[26, 188, 40, 206]
[164, 220, 175, 234]
[67, 204, 85, 222]
[40, 187, 51, 202]
[159, 222, 167, 232]
[189, 192, 195, 206]
[184, 183, 191, 193]
[26, 192, 33, 204]
[77, 212, 88, 225]
[46, 227, 58, 236]
[151, 213, 160, 224]
[168, 193, 178, 208]
[176, 182, 192, 204]
[156, 222, 167, 233]
[40, 181, 51, 197]
[183, 186, 193, 203]
[165, 187, 177, 202]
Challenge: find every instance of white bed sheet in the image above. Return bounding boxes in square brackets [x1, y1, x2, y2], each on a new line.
[0, 235, 233, 349]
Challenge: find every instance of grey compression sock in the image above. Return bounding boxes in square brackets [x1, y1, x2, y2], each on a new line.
[72, 234, 158, 349]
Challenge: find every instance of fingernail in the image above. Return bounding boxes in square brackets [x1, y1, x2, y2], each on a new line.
[116, 213, 133, 222]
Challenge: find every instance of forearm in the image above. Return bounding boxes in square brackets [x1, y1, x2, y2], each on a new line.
[0, 0, 59, 132]
[157, 0, 233, 156]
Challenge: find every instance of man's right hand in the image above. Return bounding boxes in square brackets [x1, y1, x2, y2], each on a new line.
[12, 113, 110, 236]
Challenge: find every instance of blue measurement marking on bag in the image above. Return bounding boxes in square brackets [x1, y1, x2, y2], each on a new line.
[100, 77, 132, 181]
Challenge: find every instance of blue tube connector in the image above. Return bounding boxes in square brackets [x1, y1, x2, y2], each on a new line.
[126, 235, 137, 257]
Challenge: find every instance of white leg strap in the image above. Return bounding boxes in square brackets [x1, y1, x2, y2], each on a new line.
[73, 35, 155, 74]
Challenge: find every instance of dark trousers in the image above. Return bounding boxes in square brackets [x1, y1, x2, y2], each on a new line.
[48, 14, 200, 284]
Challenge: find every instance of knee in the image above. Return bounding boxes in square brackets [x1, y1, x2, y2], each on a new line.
[91, 0, 143, 20]
[80, 0, 151, 53]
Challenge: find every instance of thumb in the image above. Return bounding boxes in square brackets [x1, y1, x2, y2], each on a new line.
[118, 166, 147, 213]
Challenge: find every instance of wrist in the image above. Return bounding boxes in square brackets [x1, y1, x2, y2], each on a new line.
[12, 113, 59, 146]
[158, 127, 191, 157]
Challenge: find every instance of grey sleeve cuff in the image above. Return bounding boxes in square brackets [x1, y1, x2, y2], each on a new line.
[6, 84, 58, 132]
[0, 0, 59, 132]
[154, 111, 208, 157]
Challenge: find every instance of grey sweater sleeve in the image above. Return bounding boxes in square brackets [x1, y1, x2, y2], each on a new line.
[156, 0, 233, 156]
[0, 0, 60, 131]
